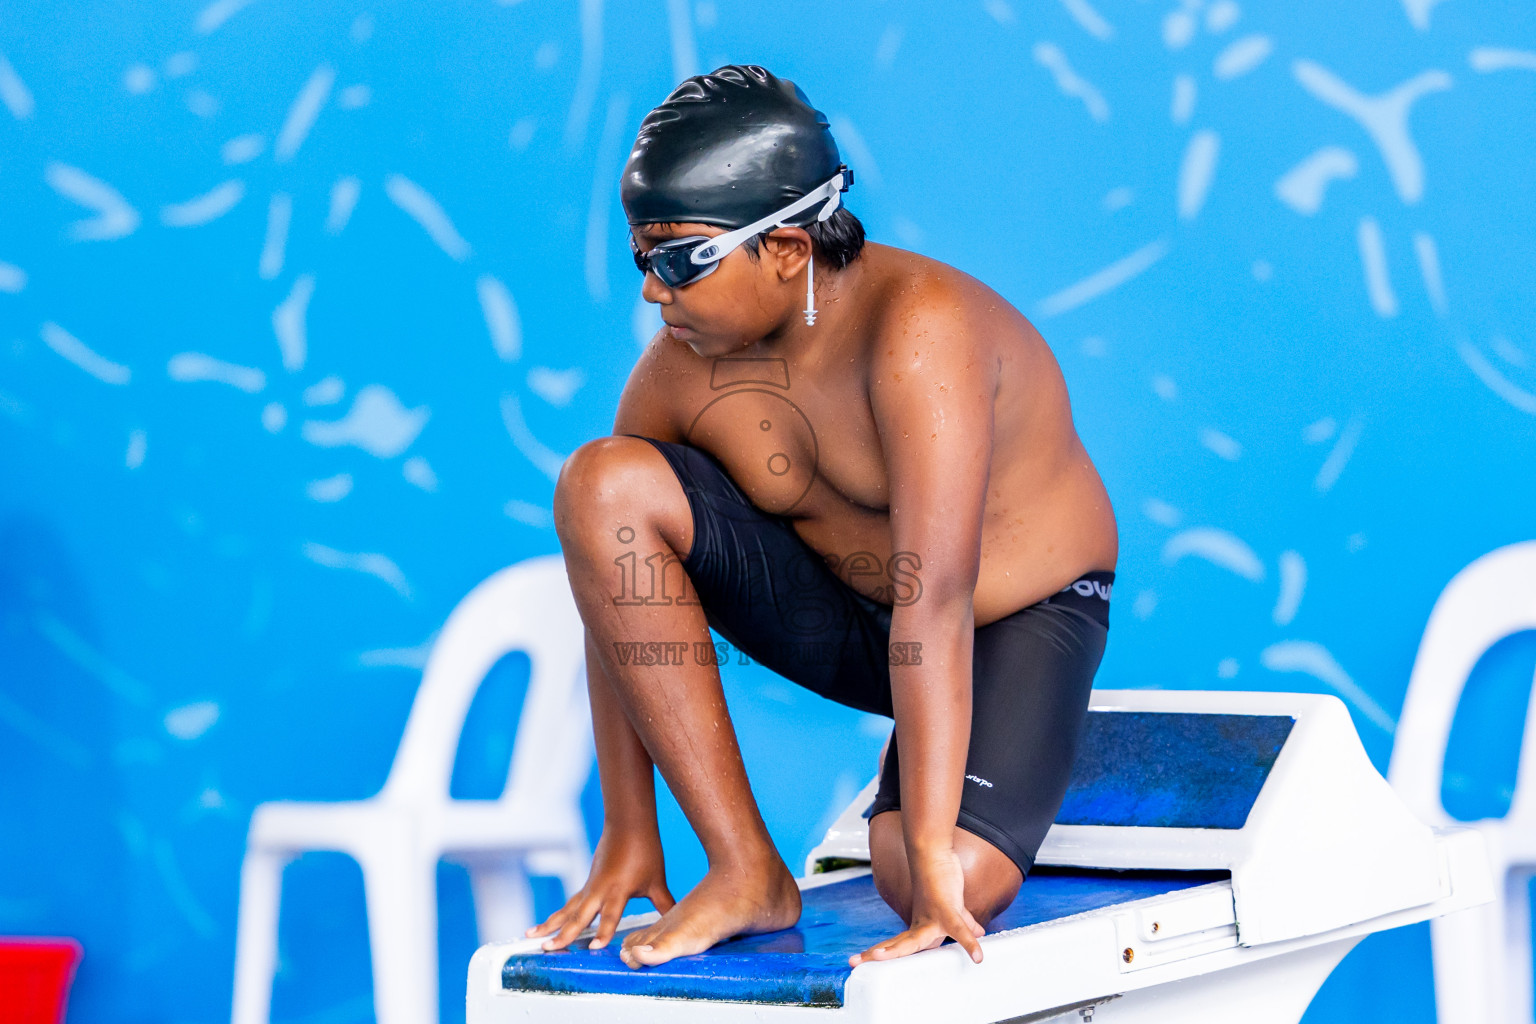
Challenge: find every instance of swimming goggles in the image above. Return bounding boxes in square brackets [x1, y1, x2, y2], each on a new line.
[629, 166, 852, 289]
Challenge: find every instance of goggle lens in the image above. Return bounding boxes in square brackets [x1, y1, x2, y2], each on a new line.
[630, 236, 716, 288]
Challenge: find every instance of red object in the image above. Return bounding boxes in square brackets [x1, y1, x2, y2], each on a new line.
[0, 940, 82, 1024]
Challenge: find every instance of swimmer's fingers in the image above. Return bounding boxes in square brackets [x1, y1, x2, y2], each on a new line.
[592, 881, 674, 950]
[954, 908, 986, 962]
[915, 913, 986, 964]
[847, 911, 984, 967]
[525, 894, 579, 939]
[542, 894, 603, 951]
[847, 922, 942, 966]
[586, 899, 629, 950]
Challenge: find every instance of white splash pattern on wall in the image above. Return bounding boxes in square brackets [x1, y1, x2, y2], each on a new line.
[302, 542, 413, 598]
[305, 473, 353, 503]
[1260, 641, 1396, 732]
[1469, 47, 1536, 73]
[41, 322, 132, 384]
[384, 174, 472, 261]
[167, 353, 267, 393]
[301, 385, 429, 458]
[45, 163, 141, 241]
[272, 274, 314, 371]
[1177, 130, 1220, 219]
[164, 702, 220, 740]
[258, 192, 291, 280]
[527, 366, 586, 407]
[325, 176, 361, 234]
[221, 133, 264, 164]
[160, 181, 246, 227]
[1292, 61, 1451, 206]
[1275, 147, 1359, 215]
[275, 65, 335, 162]
[0, 261, 28, 293]
[1036, 239, 1170, 317]
[1213, 34, 1271, 79]
[303, 376, 344, 406]
[1033, 42, 1110, 122]
[1163, 527, 1267, 582]
[0, 52, 36, 119]
[478, 274, 522, 362]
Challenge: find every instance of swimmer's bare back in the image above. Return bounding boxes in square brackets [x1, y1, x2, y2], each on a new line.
[616, 241, 1118, 625]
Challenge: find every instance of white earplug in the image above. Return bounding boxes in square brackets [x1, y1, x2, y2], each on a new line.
[803, 253, 817, 326]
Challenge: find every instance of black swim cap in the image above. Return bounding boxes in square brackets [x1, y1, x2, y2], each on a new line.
[621, 65, 843, 229]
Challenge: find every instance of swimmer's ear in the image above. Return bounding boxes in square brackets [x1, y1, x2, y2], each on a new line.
[761, 227, 812, 282]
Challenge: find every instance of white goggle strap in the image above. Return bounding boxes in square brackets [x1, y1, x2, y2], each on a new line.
[688, 171, 847, 267]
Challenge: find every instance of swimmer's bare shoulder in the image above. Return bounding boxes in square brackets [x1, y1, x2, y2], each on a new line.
[854, 243, 1022, 427]
[858, 241, 1118, 613]
[858, 242, 1038, 357]
[611, 327, 701, 441]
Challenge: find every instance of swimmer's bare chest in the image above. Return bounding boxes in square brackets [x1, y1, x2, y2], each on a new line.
[638, 255, 1118, 624]
[675, 345, 893, 553]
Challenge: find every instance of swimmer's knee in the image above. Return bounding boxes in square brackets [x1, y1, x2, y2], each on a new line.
[555, 436, 655, 505]
[867, 808, 904, 862]
[554, 436, 688, 540]
[867, 812, 913, 921]
[869, 860, 912, 924]
[954, 829, 1024, 925]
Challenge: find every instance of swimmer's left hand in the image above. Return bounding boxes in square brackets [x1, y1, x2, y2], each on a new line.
[848, 849, 985, 967]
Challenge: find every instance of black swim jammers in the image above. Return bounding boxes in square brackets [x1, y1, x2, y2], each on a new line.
[626, 435, 1112, 878]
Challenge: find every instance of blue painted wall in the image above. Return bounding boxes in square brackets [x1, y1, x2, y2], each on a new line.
[1, 1, 1533, 1021]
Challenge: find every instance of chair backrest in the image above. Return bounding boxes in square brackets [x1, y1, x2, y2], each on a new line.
[1388, 541, 1536, 828]
[380, 554, 590, 805]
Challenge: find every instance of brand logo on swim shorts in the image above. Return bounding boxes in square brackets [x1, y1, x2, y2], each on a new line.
[1062, 579, 1112, 600]
[965, 774, 993, 788]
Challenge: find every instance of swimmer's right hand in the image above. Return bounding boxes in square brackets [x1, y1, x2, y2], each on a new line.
[525, 828, 676, 951]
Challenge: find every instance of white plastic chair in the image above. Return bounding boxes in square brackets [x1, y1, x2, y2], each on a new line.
[1388, 540, 1536, 1024]
[230, 554, 594, 1024]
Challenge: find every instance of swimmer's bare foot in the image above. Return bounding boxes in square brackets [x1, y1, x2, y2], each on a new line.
[619, 858, 801, 969]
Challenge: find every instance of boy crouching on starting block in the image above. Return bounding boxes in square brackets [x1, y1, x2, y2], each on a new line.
[529, 64, 1118, 970]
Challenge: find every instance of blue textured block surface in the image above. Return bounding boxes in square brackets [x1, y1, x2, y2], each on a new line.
[1057, 712, 1295, 829]
[501, 868, 1226, 1006]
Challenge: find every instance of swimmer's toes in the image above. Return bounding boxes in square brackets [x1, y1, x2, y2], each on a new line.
[626, 926, 713, 967]
[615, 866, 801, 969]
[620, 923, 659, 954]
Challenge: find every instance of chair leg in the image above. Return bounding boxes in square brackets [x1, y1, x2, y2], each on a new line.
[1504, 868, 1535, 1024]
[361, 850, 440, 1024]
[468, 857, 534, 947]
[1430, 886, 1512, 1024]
[231, 848, 288, 1024]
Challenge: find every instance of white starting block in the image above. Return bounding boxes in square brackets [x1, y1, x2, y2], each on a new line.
[467, 690, 1491, 1023]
